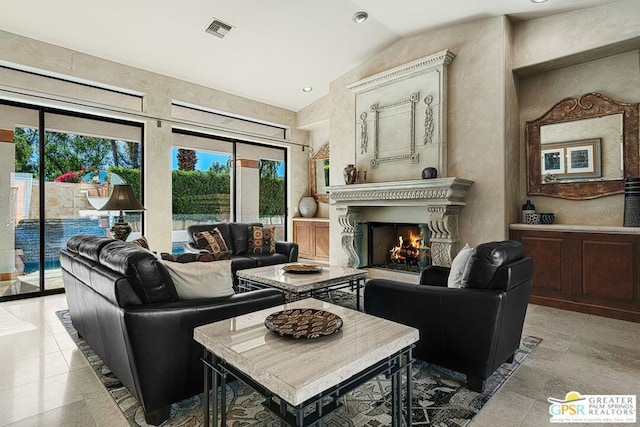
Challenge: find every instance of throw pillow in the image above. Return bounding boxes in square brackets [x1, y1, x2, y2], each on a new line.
[163, 259, 234, 299]
[247, 225, 276, 254]
[130, 236, 150, 250]
[447, 243, 473, 288]
[192, 228, 232, 260]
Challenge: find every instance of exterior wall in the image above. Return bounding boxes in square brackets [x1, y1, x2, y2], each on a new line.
[0, 30, 309, 252]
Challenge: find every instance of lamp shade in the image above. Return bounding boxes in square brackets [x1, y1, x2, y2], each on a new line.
[99, 184, 144, 211]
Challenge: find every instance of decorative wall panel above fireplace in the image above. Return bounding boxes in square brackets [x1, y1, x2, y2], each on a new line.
[347, 49, 455, 182]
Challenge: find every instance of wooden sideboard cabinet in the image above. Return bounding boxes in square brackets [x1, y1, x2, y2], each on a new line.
[293, 218, 329, 261]
[510, 224, 640, 323]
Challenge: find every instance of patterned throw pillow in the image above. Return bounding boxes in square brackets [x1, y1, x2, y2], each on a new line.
[192, 228, 232, 260]
[130, 236, 150, 250]
[247, 225, 276, 254]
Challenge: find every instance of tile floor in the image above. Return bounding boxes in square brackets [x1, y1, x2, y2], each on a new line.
[0, 294, 638, 426]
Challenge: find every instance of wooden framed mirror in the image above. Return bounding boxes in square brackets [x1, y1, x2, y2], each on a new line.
[526, 93, 640, 200]
[310, 144, 330, 203]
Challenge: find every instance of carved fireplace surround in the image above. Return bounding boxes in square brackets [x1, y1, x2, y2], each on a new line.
[329, 178, 472, 268]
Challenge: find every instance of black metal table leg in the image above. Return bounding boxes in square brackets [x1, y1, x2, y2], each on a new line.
[406, 349, 413, 426]
[203, 349, 211, 427]
[220, 369, 227, 426]
[212, 355, 219, 426]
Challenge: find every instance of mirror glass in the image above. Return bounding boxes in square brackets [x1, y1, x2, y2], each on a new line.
[310, 143, 329, 203]
[526, 93, 639, 200]
[315, 159, 329, 195]
[539, 114, 623, 183]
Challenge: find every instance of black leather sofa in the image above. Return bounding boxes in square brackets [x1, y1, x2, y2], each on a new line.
[364, 240, 533, 392]
[60, 234, 285, 425]
[185, 222, 299, 286]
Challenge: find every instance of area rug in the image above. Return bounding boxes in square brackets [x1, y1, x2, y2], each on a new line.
[57, 293, 540, 426]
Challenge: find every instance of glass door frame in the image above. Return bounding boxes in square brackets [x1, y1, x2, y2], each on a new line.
[0, 98, 145, 302]
[171, 128, 289, 235]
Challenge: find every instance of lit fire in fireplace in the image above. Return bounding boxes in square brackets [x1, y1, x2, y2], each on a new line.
[389, 230, 429, 266]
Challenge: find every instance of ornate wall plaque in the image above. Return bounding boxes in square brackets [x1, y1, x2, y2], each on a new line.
[347, 49, 455, 181]
[369, 92, 420, 168]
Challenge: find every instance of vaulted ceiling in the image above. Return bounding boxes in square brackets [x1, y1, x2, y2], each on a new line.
[0, 0, 620, 111]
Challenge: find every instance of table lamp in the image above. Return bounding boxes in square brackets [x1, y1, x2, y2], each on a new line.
[100, 184, 145, 241]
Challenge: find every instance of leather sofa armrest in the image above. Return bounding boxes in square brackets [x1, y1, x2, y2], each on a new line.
[419, 266, 451, 286]
[276, 241, 298, 262]
[364, 279, 506, 374]
[120, 288, 284, 414]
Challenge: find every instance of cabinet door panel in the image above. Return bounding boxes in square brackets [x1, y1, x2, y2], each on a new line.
[573, 234, 639, 309]
[512, 230, 572, 299]
[294, 222, 314, 258]
[315, 223, 330, 259]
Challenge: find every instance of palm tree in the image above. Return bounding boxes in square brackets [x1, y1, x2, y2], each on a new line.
[177, 148, 197, 170]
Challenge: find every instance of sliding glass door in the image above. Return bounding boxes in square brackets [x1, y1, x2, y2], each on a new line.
[171, 130, 287, 249]
[0, 101, 143, 300]
[42, 112, 143, 291]
[0, 104, 40, 298]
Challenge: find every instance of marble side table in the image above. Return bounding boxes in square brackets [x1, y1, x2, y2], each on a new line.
[194, 298, 419, 426]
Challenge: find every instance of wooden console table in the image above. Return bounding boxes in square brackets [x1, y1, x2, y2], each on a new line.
[510, 223, 640, 323]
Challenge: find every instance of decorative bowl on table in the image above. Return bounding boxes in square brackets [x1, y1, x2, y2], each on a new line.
[282, 263, 322, 274]
[264, 308, 343, 339]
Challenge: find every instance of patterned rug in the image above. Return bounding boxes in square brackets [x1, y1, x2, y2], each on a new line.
[57, 292, 540, 426]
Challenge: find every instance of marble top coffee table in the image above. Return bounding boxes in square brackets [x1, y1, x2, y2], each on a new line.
[194, 298, 419, 426]
[237, 263, 368, 310]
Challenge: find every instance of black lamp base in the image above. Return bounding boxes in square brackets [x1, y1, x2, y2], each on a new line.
[111, 221, 132, 241]
[111, 212, 132, 241]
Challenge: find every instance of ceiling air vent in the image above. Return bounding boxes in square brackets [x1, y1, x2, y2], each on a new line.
[206, 18, 233, 39]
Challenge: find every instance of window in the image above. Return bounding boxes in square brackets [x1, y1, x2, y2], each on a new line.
[171, 130, 286, 250]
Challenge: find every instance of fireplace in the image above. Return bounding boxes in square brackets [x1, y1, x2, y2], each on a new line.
[367, 222, 430, 273]
[329, 178, 473, 268]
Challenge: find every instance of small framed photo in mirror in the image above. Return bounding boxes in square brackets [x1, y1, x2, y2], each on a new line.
[541, 138, 601, 181]
[541, 148, 565, 175]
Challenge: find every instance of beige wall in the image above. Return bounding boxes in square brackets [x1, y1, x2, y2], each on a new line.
[518, 50, 640, 225]
[303, 17, 513, 265]
[0, 30, 309, 252]
[299, 0, 640, 266]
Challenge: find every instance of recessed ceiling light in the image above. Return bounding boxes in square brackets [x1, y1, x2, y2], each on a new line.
[352, 11, 368, 24]
[531, 0, 548, 3]
[302, 87, 313, 92]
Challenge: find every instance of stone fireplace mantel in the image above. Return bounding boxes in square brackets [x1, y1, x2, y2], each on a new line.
[328, 178, 473, 268]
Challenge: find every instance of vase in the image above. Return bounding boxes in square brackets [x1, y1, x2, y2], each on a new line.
[624, 178, 640, 227]
[521, 200, 536, 224]
[343, 164, 357, 185]
[298, 196, 317, 218]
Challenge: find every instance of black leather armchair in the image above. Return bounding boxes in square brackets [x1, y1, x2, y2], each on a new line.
[364, 240, 533, 392]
